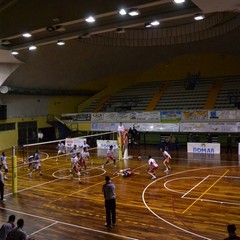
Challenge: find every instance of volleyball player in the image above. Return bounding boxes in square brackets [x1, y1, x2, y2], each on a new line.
[56, 141, 66, 161]
[70, 145, 78, 173]
[102, 145, 116, 169]
[80, 141, 92, 165]
[160, 148, 172, 172]
[81, 147, 91, 173]
[147, 155, 158, 179]
[0, 152, 8, 180]
[72, 152, 82, 183]
[29, 150, 43, 177]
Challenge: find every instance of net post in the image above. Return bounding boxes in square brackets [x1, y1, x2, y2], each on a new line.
[118, 134, 122, 161]
[12, 146, 17, 194]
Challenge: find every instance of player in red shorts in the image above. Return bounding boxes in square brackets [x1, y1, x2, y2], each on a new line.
[102, 145, 116, 169]
[72, 152, 82, 183]
[147, 155, 158, 179]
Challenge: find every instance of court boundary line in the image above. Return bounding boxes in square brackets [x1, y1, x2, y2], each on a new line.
[142, 165, 240, 240]
[0, 206, 139, 240]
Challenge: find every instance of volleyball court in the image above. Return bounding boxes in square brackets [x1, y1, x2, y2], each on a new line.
[14, 131, 119, 182]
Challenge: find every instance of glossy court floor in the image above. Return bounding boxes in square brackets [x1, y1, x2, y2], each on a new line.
[0, 144, 240, 240]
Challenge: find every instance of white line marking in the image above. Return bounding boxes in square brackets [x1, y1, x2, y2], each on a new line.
[0, 206, 139, 240]
[182, 175, 210, 198]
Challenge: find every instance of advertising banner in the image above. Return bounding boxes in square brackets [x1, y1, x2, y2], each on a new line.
[208, 110, 237, 120]
[187, 142, 221, 154]
[65, 137, 86, 150]
[92, 122, 179, 132]
[160, 111, 182, 122]
[97, 140, 118, 149]
[182, 110, 208, 120]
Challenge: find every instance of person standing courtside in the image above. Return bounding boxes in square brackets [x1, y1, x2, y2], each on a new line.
[0, 166, 5, 202]
[102, 176, 116, 228]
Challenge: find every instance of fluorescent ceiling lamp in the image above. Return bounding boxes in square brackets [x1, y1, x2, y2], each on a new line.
[174, 0, 185, 3]
[151, 20, 160, 26]
[128, 8, 140, 16]
[119, 9, 127, 15]
[194, 14, 205, 21]
[11, 50, 19, 55]
[144, 22, 152, 28]
[22, 32, 32, 38]
[57, 40, 65, 46]
[85, 16, 95, 23]
[29, 45, 37, 51]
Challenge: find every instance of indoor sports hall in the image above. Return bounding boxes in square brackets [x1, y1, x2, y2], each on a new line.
[0, 1, 240, 240]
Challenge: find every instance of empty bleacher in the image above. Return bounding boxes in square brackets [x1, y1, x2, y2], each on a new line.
[81, 76, 240, 112]
[214, 77, 240, 109]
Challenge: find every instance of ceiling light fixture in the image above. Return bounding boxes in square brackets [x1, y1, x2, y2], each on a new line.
[57, 40, 65, 46]
[11, 50, 19, 55]
[151, 20, 160, 26]
[128, 8, 140, 16]
[85, 16, 95, 23]
[46, 26, 55, 32]
[29, 45, 37, 51]
[194, 13, 205, 21]
[174, 0, 185, 3]
[118, 8, 127, 16]
[22, 32, 32, 38]
[144, 22, 152, 28]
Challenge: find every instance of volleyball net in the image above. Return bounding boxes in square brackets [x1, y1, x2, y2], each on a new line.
[18, 131, 119, 164]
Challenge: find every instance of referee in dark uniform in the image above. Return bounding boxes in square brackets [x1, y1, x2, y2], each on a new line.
[102, 176, 116, 227]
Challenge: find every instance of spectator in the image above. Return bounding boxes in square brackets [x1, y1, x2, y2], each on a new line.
[0, 215, 15, 240]
[0, 166, 5, 202]
[6, 218, 34, 240]
[37, 130, 44, 142]
[224, 224, 240, 240]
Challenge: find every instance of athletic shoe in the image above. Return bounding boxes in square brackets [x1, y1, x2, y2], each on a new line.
[4, 176, 7, 180]
[151, 176, 157, 179]
[168, 166, 171, 170]
[0, 199, 6, 202]
[105, 223, 112, 228]
[112, 223, 117, 226]
[164, 169, 169, 173]
[102, 165, 104, 169]
[29, 173, 32, 177]
[39, 172, 43, 176]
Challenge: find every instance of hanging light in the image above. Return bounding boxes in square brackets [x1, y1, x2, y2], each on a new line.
[11, 50, 19, 55]
[194, 13, 205, 21]
[29, 45, 37, 51]
[22, 32, 32, 38]
[85, 16, 95, 23]
[57, 40, 65, 46]
[128, 8, 140, 16]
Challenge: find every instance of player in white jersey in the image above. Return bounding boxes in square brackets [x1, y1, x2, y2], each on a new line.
[56, 141, 66, 161]
[147, 155, 158, 179]
[71, 152, 82, 183]
[102, 145, 116, 168]
[0, 152, 8, 180]
[160, 148, 172, 172]
[70, 145, 78, 172]
[81, 147, 90, 173]
[80, 141, 92, 164]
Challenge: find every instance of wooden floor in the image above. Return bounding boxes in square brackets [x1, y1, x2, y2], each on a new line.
[1, 144, 240, 240]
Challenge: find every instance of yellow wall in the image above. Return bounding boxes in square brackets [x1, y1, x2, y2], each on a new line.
[48, 96, 88, 116]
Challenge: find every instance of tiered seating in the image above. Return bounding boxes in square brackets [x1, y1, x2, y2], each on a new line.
[214, 77, 240, 109]
[81, 97, 102, 112]
[155, 79, 214, 110]
[101, 82, 164, 112]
